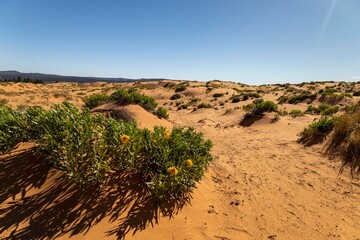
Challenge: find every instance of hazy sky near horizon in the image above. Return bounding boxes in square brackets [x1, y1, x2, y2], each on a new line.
[0, 0, 359, 84]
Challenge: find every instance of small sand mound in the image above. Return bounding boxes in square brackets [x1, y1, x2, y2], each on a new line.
[92, 102, 172, 130]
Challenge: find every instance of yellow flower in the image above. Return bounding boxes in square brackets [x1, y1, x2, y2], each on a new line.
[152, 139, 157, 144]
[185, 159, 193, 168]
[164, 130, 171, 139]
[167, 166, 178, 176]
[120, 134, 130, 144]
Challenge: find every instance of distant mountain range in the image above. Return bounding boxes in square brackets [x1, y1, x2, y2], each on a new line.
[0, 71, 166, 83]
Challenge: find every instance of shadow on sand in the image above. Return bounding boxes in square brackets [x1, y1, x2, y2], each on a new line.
[0, 148, 189, 239]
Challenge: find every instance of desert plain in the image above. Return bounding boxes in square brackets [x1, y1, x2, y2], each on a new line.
[0, 79, 359, 240]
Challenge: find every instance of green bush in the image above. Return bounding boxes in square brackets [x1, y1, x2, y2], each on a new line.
[170, 93, 182, 100]
[156, 107, 169, 119]
[175, 85, 187, 92]
[305, 105, 320, 115]
[298, 116, 337, 146]
[289, 109, 303, 117]
[212, 93, 224, 98]
[231, 95, 241, 103]
[287, 91, 316, 104]
[0, 103, 213, 203]
[197, 103, 211, 109]
[111, 88, 158, 111]
[84, 88, 158, 112]
[0, 105, 28, 154]
[83, 93, 111, 109]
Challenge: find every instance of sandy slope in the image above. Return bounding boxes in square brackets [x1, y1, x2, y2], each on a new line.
[1, 81, 360, 240]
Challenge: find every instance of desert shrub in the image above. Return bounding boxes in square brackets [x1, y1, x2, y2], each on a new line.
[289, 109, 303, 117]
[170, 93, 182, 100]
[83, 93, 111, 109]
[353, 91, 360, 96]
[242, 94, 249, 101]
[253, 100, 278, 114]
[345, 101, 360, 114]
[320, 87, 337, 96]
[298, 116, 338, 146]
[175, 84, 187, 92]
[326, 111, 360, 176]
[305, 105, 320, 115]
[177, 104, 188, 110]
[1, 103, 213, 202]
[243, 100, 277, 115]
[319, 105, 339, 116]
[84, 88, 158, 111]
[111, 89, 158, 111]
[163, 82, 176, 88]
[319, 94, 344, 106]
[0, 105, 28, 154]
[231, 95, 241, 103]
[156, 107, 169, 119]
[278, 95, 288, 104]
[213, 93, 224, 98]
[288, 91, 316, 104]
[197, 103, 211, 109]
[248, 92, 261, 98]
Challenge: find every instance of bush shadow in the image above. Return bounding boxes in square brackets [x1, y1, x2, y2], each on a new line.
[239, 113, 264, 127]
[0, 149, 189, 240]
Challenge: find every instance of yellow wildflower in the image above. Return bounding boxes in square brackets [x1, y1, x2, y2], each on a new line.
[167, 166, 178, 176]
[152, 139, 157, 144]
[185, 159, 193, 168]
[164, 130, 171, 139]
[120, 134, 130, 144]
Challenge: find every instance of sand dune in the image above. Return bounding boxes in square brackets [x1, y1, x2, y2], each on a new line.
[1, 80, 359, 239]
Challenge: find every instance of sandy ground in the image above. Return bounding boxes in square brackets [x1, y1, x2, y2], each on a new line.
[1, 80, 360, 239]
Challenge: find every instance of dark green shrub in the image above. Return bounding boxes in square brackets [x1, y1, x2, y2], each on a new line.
[278, 95, 288, 104]
[305, 105, 320, 115]
[170, 93, 182, 100]
[83, 94, 111, 109]
[197, 103, 211, 109]
[231, 95, 241, 103]
[175, 85, 187, 92]
[213, 93, 224, 98]
[298, 116, 337, 146]
[0, 105, 27, 154]
[353, 91, 360, 96]
[289, 109, 303, 117]
[288, 91, 316, 104]
[177, 104, 188, 110]
[111, 89, 158, 111]
[243, 100, 277, 115]
[156, 107, 169, 119]
[1, 103, 213, 203]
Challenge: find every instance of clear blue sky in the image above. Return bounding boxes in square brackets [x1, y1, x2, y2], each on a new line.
[0, 0, 359, 84]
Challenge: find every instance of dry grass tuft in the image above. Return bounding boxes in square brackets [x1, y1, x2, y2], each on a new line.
[326, 110, 360, 177]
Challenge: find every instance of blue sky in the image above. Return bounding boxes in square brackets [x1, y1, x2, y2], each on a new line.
[0, 0, 359, 84]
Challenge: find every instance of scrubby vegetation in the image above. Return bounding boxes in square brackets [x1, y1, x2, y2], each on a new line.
[298, 116, 338, 146]
[287, 91, 316, 104]
[0, 102, 213, 203]
[305, 104, 339, 116]
[326, 109, 360, 177]
[170, 93, 182, 100]
[83, 88, 169, 119]
[243, 99, 278, 115]
[289, 109, 303, 117]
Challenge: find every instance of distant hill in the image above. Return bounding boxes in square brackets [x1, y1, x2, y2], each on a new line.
[0, 71, 166, 83]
